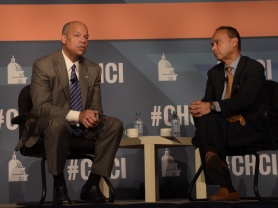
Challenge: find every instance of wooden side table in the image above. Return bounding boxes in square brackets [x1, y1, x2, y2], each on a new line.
[118, 136, 206, 202]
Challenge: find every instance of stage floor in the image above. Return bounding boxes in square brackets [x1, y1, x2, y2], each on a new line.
[1, 199, 278, 208]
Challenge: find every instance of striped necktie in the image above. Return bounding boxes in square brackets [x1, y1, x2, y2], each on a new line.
[225, 66, 246, 126]
[70, 64, 83, 136]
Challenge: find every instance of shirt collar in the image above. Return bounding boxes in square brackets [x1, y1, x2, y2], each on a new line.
[225, 55, 241, 70]
[62, 49, 79, 73]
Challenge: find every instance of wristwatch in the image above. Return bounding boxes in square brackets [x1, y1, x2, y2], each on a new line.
[210, 102, 215, 111]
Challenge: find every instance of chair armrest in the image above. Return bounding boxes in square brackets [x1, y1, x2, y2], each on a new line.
[11, 113, 37, 125]
[13, 113, 38, 152]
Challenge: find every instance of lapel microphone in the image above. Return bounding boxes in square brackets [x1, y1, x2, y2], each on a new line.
[224, 77, 228, 83]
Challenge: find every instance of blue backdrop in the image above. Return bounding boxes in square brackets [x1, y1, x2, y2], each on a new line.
[1, 37, 278, 202]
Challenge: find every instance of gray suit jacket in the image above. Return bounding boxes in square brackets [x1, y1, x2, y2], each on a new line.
[16, 49, 103, 149]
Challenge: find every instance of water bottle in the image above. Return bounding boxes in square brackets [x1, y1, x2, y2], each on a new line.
[171, 110, 180, 137]
[134, 111, 143, 137]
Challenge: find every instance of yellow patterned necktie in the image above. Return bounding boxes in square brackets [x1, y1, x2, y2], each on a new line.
[225, 66, 233, 99]
[225, 66, 246, 126]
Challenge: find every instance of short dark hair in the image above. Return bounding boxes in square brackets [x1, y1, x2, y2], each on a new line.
[62, 22, 71, 35]
[216, 26, 241, 51]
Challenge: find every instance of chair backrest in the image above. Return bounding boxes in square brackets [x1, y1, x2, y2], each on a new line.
[227, 80, 278, 155]
[266, 80, 278, 110]
[265, 80, 278, 149]
[18, 85, 32, 139]
[18, 85, 32, 114]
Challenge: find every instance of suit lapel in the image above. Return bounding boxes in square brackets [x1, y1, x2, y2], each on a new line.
[79, 58, 89, 110]
[215, 64, 226, 100]
[232, 56, 245, 94]
[54, 51, 71, 102]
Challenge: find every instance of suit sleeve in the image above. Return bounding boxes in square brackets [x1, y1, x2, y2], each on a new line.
[86, 65, 104, 115]
[202, 69, 217, 102]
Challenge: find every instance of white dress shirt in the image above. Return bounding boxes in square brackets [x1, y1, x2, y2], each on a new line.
[62, 50, 81, 125]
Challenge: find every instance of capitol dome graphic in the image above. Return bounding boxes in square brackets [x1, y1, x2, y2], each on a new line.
[8, 152, 29, 182]
[158, 53, 178, 81]
[161, 148, 181, 177]
[7, 55, 28, 84]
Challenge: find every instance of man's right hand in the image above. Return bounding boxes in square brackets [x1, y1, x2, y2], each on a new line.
[189, 100, 211, 117]
[79, 110, 100, 128]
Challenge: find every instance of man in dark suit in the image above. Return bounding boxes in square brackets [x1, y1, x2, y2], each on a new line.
[26, 21, 123, 204]
[189, 26, 268, 201]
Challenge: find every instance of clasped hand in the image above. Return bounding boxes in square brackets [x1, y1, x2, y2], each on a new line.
[189, 100, 210, 117]
[79, 110, 100, 128]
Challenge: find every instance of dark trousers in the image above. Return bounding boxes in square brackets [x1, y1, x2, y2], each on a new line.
[192, 112, 258, 185]
[37, 116, 123, 177]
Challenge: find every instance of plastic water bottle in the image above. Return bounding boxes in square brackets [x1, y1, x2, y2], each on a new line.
[134, 111, 143, 137]
[171, 110, 180, 137]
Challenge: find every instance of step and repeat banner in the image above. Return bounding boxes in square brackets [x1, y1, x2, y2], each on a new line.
[1, 0, 278, 203]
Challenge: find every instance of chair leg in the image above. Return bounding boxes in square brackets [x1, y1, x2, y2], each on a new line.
[188, 163, 204, 201]
[39, 157, 47, 205]
[253, 152, 262, 200]
[16, 157, 48, 206]
[244, 152, 278, 201]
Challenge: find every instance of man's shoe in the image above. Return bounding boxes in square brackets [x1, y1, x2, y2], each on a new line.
[52, 185, 72, 205]
[80, 184, 107, 203]
[209, 187, 240, 201]
[205, 151, 228, 175]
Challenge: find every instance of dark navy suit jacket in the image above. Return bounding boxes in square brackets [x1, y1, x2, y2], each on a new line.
[202, 56, 268, 133]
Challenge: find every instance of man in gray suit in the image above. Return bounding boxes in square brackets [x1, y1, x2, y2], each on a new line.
[28, 21, 123, 204]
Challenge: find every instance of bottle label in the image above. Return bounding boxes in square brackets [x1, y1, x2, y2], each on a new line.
[171, 121, 180, 137]
[134, 123, 143, 136]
